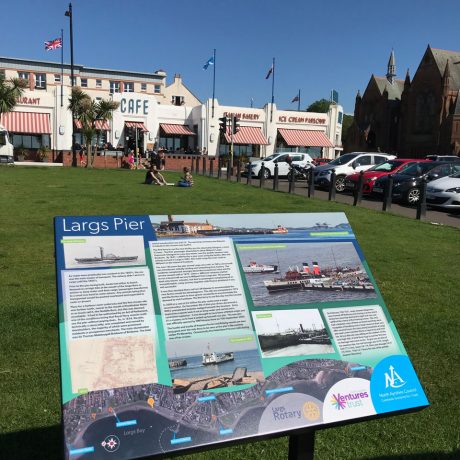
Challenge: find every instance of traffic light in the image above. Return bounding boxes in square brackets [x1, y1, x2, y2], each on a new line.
[219, 116, 228, 134]
[232, 116, 240, 134]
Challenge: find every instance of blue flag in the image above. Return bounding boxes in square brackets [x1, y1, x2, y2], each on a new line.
[331, 89, 339, 103]
[203, 56, 214, 70]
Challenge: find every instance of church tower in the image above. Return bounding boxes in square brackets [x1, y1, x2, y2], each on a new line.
[386, 49, 396, 84]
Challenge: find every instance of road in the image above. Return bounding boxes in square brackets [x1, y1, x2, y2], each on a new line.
[217, 172, 460, 229]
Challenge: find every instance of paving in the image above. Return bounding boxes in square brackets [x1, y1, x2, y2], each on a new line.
[211, 171, 460, 229]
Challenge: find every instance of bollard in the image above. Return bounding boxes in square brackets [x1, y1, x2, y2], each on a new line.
[382, 174, 393, 211]
[416, 177, 427, 220]
[308, 167, 315, 197]
[288, 167, 296, 194]
[273, 161, 279, 191]
[259, 162, 265, 188]
[217, 157, 222, 179]
[226, 159, 231, 180]
[202, 157, 207, 176]
[191, 157, 195, 172]
[195, 156, 200, 175]
[209, 158, 214, 177]
[353, 170, 364, 206]
[236, 161, 241, 183]
[247, 161, 252, 185]
[328, 169, 336, 201]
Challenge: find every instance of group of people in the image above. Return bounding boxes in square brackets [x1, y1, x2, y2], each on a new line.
[145, 165, 193, 187]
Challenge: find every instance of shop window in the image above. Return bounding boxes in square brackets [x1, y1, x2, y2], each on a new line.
[81, 78, 88, 88]
[18, 71, 29, 81]
[154, 85, 161, 94]
[35, 73, 47, 89]
[124, 82, 134, 93]
[96, 79, 102, 88]
[12, 134, 50, 149]
[141, 83, 147, 92]
[54, 74, 61, 82]
[110, 81, 120, 94]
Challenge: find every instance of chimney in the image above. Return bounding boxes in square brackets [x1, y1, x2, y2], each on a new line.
[312, 261, 321, 275]
[302, 263, 310, 273]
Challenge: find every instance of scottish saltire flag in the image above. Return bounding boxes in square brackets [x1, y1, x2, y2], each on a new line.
[203, 56, 214, 70]
[331, 89, 339, 103]
[291, 95, 300, 103]
[265, 64, 273, 79]
[45, 38, 62, 51]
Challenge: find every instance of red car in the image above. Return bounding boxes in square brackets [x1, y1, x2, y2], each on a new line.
[344, 158, 430, 193]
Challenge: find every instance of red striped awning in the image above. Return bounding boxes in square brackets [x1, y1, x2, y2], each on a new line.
[224, 126, 268, 145]
[125, 121, 148, 132]
[74, 119, 110, 130]
[160, 124, 196, 135]
[0, 112, 51, 134]
[278, 129, 333, 147]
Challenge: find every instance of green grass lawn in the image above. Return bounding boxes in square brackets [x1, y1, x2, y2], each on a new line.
[0, 166, 459, 460]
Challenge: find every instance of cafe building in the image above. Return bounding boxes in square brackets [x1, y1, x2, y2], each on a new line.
[0, 56, 343, 163]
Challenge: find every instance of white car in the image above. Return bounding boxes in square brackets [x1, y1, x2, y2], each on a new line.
[246, 152, 313, 179]
[426, 171, 460, 210]
[313, 152, 396, 192]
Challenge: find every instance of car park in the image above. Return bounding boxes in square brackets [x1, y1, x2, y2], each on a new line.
[373, 162, 460, 205]
[313, 152, 396, 192]
[426, 172, 460, 210]
[245, 152, 313, 179]
[344, 159, 429, 194]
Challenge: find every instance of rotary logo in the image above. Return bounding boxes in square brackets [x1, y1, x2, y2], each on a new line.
[302, 401, 320, 421]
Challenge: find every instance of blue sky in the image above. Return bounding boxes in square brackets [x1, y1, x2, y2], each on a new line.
[1, 0, 458, 113]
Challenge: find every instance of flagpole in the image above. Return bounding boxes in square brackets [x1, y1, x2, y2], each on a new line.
[298, 89, 301, 111]
[270, 57, 275, 122]
[60, 29, 64, 107]
[212, 48, 216, 118]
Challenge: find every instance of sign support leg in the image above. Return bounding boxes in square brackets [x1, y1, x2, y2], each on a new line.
[288, 431, 315, 460]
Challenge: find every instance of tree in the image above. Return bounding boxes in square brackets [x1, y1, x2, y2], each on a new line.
[0, 75, 28, 116]
[68, 88, 119, 168]
[341, 114, 354, 144]
[306, 99, 331, 113]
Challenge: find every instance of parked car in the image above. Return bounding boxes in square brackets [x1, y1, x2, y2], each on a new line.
[313, 152, 396, 192]
[312, 157, 332, 166]
[373, 162, 460, 205]
[426, 171, 460, 210]
[344, 159, 429, 194]
[426, 155, 460, 163]
[245, 152, 313, 179]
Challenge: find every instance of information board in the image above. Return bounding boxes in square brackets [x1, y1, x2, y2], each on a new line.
[54, 213, 428, 459]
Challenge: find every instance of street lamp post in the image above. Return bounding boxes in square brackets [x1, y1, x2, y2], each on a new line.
[65, 3, 77, 167]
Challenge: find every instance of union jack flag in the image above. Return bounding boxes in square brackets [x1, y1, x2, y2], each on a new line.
[44, 38, 62, 51]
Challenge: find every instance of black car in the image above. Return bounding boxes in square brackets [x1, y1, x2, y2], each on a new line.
[372, 162, 460, 205]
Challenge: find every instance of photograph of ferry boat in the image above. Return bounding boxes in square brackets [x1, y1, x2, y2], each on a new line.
[62, 235, 145, 269]
[237, 242, 377, 307]
[252, 309, 335, 358]
[165, 335, 264, 392]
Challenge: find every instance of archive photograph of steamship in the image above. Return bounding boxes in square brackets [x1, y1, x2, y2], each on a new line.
[252, 308, 335, 358]
[238, 241, 377, 307]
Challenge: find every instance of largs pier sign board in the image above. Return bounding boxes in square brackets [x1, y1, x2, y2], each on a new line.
[54, 212, 428, 459]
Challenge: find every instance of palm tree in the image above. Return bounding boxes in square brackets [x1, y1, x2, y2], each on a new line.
[68, 87, 119, 168]
[0, 75, 28, 116]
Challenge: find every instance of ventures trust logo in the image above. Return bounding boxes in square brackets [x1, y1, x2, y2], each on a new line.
[330, 391, 369, 410]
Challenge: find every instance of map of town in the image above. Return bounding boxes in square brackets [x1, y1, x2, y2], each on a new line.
[69, 335, 157, 393]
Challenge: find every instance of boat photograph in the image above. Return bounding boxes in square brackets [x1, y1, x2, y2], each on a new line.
[252, 309, 335, 358]
[242, 261, 279, 274]
[166, 335, 264, 392]
[62, 235, 145, 269]
[237, 242, 377, 307]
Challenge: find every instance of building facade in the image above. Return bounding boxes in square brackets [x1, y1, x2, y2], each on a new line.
[347, 46, 460, 157]
[0, 56, 343, 161]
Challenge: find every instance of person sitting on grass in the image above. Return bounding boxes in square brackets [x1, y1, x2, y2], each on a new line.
[176, 167, 193, 187]
[145, 165, 167, 186]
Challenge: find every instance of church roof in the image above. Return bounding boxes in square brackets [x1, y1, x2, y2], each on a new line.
[430, 47, 460, 90]
[373, 76, 405, 100]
